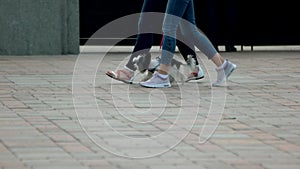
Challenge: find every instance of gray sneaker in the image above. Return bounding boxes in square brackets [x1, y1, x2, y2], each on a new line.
[212, 59, 237, 87]
[140, 71, 171, 88]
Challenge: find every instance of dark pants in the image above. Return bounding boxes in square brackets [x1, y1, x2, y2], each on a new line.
[126, 0, 199, 71]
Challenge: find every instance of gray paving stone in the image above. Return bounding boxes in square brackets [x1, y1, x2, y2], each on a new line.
[0, 49, 300, 169]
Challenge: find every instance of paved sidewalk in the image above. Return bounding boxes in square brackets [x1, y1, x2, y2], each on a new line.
[0, 48, 300, 169]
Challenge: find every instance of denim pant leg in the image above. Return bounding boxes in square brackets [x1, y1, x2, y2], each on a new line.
[179, 0, 218, 59]
[181, 24, 217, 59]
[161, 0, 191, 66]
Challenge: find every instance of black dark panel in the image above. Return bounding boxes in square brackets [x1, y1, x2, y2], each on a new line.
[80, 0, 300, 46]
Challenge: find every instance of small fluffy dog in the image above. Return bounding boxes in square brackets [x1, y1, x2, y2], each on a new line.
[133, 53, 196, 83]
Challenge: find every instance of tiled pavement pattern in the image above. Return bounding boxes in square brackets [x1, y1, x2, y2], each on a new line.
[0, 48, 300, 169]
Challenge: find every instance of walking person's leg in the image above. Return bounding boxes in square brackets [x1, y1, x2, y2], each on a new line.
[140, 0, 237, 88]
[106, 0, 166, 83]
[140, 0, 191, 88]
[179, 0, 237, 86]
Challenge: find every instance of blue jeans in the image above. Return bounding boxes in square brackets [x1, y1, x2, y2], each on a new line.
[126, 0, 199, 71]
[161, 0, 217, 65]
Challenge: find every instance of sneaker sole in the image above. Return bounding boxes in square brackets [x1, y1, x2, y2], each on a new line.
[185, 75, 204, 82]
[139, 83, 171, 88]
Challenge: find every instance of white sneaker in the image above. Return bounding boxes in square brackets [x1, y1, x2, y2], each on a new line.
[185, 65, 205, 82]
[212, 59, 237, 87]
[140, 71, 171, 88]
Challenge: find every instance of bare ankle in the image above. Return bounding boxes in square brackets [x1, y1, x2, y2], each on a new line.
[158, 69, 168, 75]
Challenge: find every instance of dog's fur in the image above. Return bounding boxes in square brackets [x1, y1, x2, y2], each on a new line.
[133, 53, 194, 83]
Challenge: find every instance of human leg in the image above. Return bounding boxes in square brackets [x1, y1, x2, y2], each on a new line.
[106, 0, 166, 83]
[125, 0, 167, 71]
[140, 0, 192, 88]
[141, 0, 237, 87]
[158, 0, 192, 74]
[178, 0, 237, 86]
